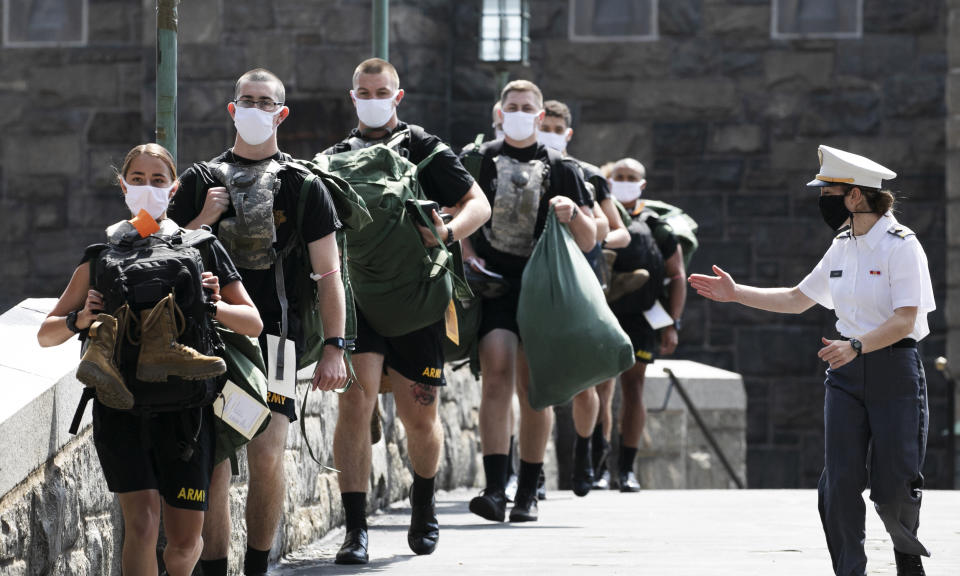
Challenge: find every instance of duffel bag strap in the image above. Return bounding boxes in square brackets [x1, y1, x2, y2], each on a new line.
[69, 387, 96, 435]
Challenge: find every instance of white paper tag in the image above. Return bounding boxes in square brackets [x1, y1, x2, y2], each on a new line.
[213, 380, 271, 440]
[643, 300, 675, 330]
[266, 334, 297, 399]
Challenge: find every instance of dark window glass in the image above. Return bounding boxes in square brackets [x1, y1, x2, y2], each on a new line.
[570, 0, 656, 40]
[774, 0, 860, 37]
[4, 0, 86, 45]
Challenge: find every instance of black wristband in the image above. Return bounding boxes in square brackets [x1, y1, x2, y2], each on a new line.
[445, 226, 455, 246]
[323, 337, 347, 350]
[65, 310, 81, 333]
[206, 300, 218, 318]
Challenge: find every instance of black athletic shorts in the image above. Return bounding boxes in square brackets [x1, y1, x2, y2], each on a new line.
[354, 307, 446, 386]
[477, 278, 522, 339]
[616, 313, 659, 364]
[92, 401, 215, 511]
[257, 333, 299, 423]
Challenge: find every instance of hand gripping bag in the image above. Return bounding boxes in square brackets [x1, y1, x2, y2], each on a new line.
[517, 209, 635, 410]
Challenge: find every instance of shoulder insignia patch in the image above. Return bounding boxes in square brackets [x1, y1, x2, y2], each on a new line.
[835, 230, 852, 240]
[887, 226, 914, 239]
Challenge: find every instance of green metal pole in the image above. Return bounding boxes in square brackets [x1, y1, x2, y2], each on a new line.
[156, 0, 178, 162]
[372, 0, 389, 59]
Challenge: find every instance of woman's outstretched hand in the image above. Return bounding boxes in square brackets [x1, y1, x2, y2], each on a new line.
[688, 265, 738, 303]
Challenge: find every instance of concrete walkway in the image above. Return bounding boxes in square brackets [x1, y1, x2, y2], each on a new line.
[275, 488, 960, 575]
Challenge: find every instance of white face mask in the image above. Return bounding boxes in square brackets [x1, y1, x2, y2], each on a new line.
[233, 106, 281, 146]
[352, 90, 397, 128]
[537, 129, 569, 153]
[124, 181, 175, 219]
[501, 111, 539, 142]
[611, 180, 644, 204]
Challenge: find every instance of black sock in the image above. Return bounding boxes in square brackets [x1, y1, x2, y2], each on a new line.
[199, 558, 228, 576]
[342, 492, 368, 531]
[592, 424, 608, 470]
[482, 454, 509, 492]
[243, 546, 269, 576]
[620, 441, 638, 476]
[412, 472, 435, 505]
[575, 434, 592, 464]
[507, 435, 517, 476]
[518, 460, 543, 496]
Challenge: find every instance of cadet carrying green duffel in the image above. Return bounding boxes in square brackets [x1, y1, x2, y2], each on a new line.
[518, 208, 635, 411]
[309, 130, 469, 338]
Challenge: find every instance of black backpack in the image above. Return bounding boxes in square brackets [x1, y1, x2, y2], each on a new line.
[609, 209, 667, 316]
[88, 228, 225, 412]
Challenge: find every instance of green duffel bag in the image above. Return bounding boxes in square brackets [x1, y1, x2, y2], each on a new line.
[517, 209, 635, 411]
[213, 326, 272, 469]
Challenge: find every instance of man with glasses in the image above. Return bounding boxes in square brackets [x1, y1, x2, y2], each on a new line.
[170, 68, 348, 576]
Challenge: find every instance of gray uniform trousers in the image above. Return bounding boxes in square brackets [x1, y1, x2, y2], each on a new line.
[817, 345, 929, 576]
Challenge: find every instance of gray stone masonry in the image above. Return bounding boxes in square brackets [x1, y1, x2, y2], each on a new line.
[0, 0, 951, 489]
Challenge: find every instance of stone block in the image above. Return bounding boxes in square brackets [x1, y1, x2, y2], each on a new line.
[295, 45, 367, 95]
[721, 51, 763, 77]
[274, 1, 368, 40]
[728, 193, 788, 218]
[2, 135, 81, 176]
[29, 65, 121, 107]
[5, 175, 69, 202]
[568, 122, 651, 169]
[835, 35, 916, 78]
[737, 326, 822, 377]
[884, 75, 945, 118]
[765, 52, 834, 89]
[798, 90, 881, 136]
[677, 159, 744, 191]
[747, 445, 800, 488]
[660, 0, 702, 36]
[704, 4, 769, 36]
[669, 38, 721, 77]
[864, 0, 943, 34]
[179, 45, 248, 82]
[709, 124, 764, 154]
[687, 241, 750, 278]
[222, 0, 274, 31]
[654, 122, 707, 156]
[178, 0, 222, 44]
[87, 111, 142, 145]
[667, 193, 723, 239]
[88, 1, 139, 45]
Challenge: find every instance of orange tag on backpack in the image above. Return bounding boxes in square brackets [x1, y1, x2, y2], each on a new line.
[445, 298, 460, 345]
[130, 209, 160, 237]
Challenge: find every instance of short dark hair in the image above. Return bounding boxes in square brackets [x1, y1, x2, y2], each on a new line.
[543, 100, 572, 127]
[235, 68, 285, 103]
[353, 58, 400, 90]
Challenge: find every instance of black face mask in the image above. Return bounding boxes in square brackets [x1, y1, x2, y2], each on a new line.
[818, 194, 850, 231]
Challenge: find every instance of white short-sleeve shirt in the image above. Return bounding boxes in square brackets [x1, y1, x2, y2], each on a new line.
[798, 214, 936, 340]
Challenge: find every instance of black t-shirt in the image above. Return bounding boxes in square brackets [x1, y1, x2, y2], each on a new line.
[169, 150, 341, 341]
[568, 157, 610, 203]
[324, 121, 475, 208]
[614, 206, 679, 272]
[467, 140, 594, 278]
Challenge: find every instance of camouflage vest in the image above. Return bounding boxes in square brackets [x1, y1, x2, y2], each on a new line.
[483, 154, 550, 258]
[209, 158, 283, 270]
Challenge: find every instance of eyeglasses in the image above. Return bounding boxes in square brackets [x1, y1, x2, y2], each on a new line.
[233, 98, 284, 112]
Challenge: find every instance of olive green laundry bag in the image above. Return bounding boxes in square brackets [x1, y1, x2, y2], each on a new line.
[517, 209, 635, 410]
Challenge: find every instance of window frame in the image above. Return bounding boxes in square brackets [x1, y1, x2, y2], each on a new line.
[770, 0, 862, 40]
[3, 0, 89, 48]
[568, 0, 659, 43]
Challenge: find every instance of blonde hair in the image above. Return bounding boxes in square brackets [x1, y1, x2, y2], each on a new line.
[116, 143, 176, 185]
[353, 58, 400, 90]
[500, 79, 543, 109]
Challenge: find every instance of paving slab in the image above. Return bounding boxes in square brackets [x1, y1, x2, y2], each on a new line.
[275, 488, 960, 576]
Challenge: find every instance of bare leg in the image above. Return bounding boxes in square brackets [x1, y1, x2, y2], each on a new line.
[117, 490, 162, 576]
[200, 460, 231, 560]
[334, 352, 383, 492]
[245, 410, 290, 550]
[596, 378, 615, 441]
[572, 387, 600, 438]
[619, 362, 648, 448]
[162, 502, 205, 576]
[478, 329, 519, 456]
[391, 368, 443, 477]
[515, 346, 553, 463]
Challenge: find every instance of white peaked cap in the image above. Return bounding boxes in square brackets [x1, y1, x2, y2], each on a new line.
[807, 145, 897, 189]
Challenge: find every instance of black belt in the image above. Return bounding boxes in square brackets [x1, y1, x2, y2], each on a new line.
[840, 336, 917, 349]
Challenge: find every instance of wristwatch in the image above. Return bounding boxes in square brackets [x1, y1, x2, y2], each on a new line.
[65, 310, 81, 333]
[445, 226, 455, 246]
[849, 338, 863, 357]
[323, 337, 348, 351]
[672, 317, 682, 331]
[206, 300, 218, 318]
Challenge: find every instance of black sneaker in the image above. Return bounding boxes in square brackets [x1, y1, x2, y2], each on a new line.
[504, 473, 519, 503]
[408, 492, 439, 555]
[335, 528, 369, 565]
[509, 490, 539, 522]
[894, 550, 926, 576]
[537, 468, 547, 500]
[619, 471, 641, 493]
[469, 488, 507, 522]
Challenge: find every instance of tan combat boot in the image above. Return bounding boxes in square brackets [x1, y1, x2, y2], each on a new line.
[606, 269, 651, 304]
[76, 312, 135, 410]
[136, 293, 226, 382]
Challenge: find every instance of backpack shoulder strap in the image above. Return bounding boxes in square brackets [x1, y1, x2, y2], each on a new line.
[69, 387, 96, 435]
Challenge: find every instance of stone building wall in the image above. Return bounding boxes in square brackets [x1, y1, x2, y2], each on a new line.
[948, 0, 960, 487]
[0, 0, 951, 488]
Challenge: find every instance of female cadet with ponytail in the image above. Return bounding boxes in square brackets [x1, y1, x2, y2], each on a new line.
[689, 145, 934, 576]
[37, 143, 262, 576]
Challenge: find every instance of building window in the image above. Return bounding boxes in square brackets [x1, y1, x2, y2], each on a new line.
[480, 0, 530, 63]
[772, 0, 861, 39]
[569, 0, 658, 42]
[3, 0, 88, 47]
